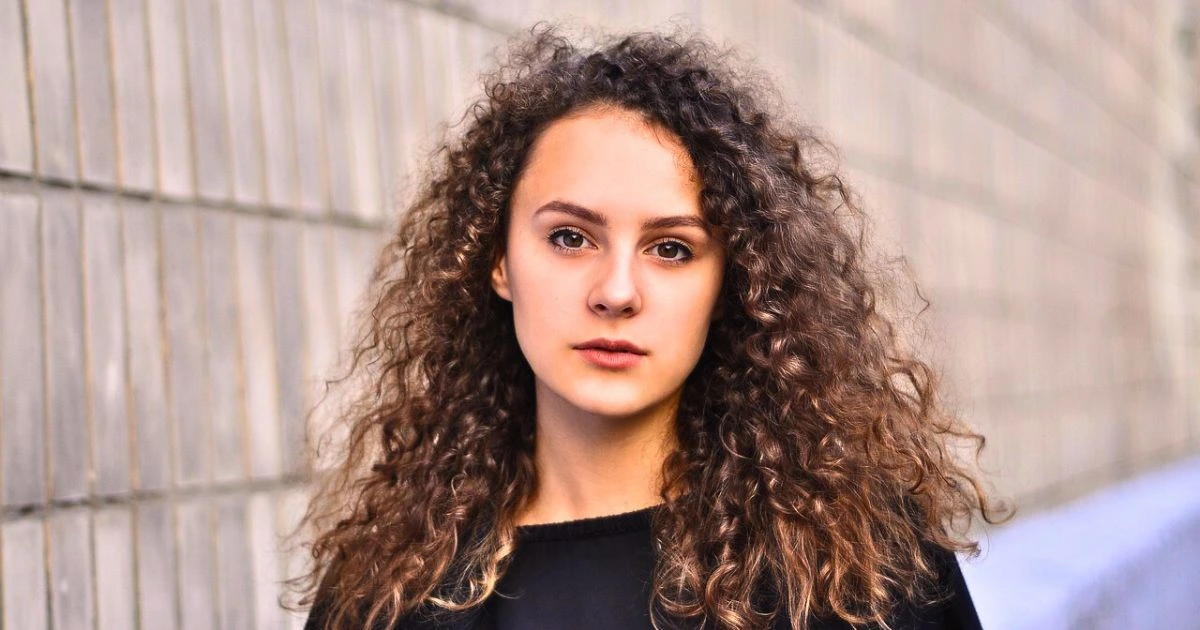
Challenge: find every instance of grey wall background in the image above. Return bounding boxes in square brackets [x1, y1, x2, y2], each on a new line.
[0, 0, 1197, 628]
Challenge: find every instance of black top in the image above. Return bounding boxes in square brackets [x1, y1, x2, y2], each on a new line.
[306, 506, 983, 629]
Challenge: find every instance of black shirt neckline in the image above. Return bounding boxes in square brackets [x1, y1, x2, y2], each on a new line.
[515, 504, 662, 542]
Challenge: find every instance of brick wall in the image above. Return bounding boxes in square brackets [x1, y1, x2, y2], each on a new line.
[0, 1, 1197, 628]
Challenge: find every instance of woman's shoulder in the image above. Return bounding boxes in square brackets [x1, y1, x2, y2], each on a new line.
[304, 598, 483, 630]
[772, 542, 981, 630]
[891, 543, 983, 630]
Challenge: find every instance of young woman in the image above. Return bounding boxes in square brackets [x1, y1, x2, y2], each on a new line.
[298, 28, 1002, 630]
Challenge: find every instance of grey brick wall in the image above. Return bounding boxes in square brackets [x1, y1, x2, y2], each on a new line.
[0, 0, 1197, 628]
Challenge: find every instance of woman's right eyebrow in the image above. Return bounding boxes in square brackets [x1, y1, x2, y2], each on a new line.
[533, 200, 607, 226]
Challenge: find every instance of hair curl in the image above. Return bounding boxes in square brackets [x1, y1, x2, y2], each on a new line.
[293, 27, 1005, 630]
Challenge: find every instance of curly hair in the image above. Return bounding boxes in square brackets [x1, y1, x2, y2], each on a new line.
[294, 27, 1004, 630]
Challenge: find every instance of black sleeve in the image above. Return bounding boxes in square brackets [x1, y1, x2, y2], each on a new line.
[302, 581, 334, 630]
[939, 549, 983, 630]
[305, 589, 485, 630]
[302, 598, 327, 630]
[892, 545, 984, 630]
[303, 561, 348, 630]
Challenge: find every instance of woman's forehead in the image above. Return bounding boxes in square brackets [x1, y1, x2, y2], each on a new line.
[511, 108, 703, 223]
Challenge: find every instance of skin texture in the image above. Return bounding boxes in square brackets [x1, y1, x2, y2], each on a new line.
[491, 108, 724, 524]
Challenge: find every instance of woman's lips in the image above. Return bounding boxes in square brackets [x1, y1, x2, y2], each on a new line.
[576, 347, 644, 369]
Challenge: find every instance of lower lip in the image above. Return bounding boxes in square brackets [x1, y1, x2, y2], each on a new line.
[577, 348, 645, 369]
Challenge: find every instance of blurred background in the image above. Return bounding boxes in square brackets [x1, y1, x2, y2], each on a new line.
[1, 0, 1197, 628]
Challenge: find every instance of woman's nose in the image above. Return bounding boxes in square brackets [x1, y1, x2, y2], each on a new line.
[587, 250, 642, 318]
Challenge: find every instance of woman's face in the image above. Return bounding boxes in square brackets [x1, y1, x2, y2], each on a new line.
[491, 107, 724, 421]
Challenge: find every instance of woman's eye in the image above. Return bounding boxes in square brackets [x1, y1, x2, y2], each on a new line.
[549, 228, 589, 250]
[651, 241, 692, 261]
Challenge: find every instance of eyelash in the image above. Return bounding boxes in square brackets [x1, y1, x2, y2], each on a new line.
[546, 228, 694, 264]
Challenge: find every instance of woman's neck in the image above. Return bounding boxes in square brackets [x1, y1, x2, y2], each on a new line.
[517, 387, 678, 526]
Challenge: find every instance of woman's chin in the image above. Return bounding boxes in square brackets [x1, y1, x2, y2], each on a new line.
[532, 373, 684, 424]
[560, 390, 680, 424]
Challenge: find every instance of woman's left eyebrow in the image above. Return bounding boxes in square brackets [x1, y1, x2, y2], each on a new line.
[641, 215, 709, 234]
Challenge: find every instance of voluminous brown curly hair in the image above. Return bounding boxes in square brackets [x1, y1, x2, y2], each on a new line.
[295, 27, 1004, 630]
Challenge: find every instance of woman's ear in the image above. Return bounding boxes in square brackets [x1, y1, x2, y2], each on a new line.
[490, 255, 513, 301]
